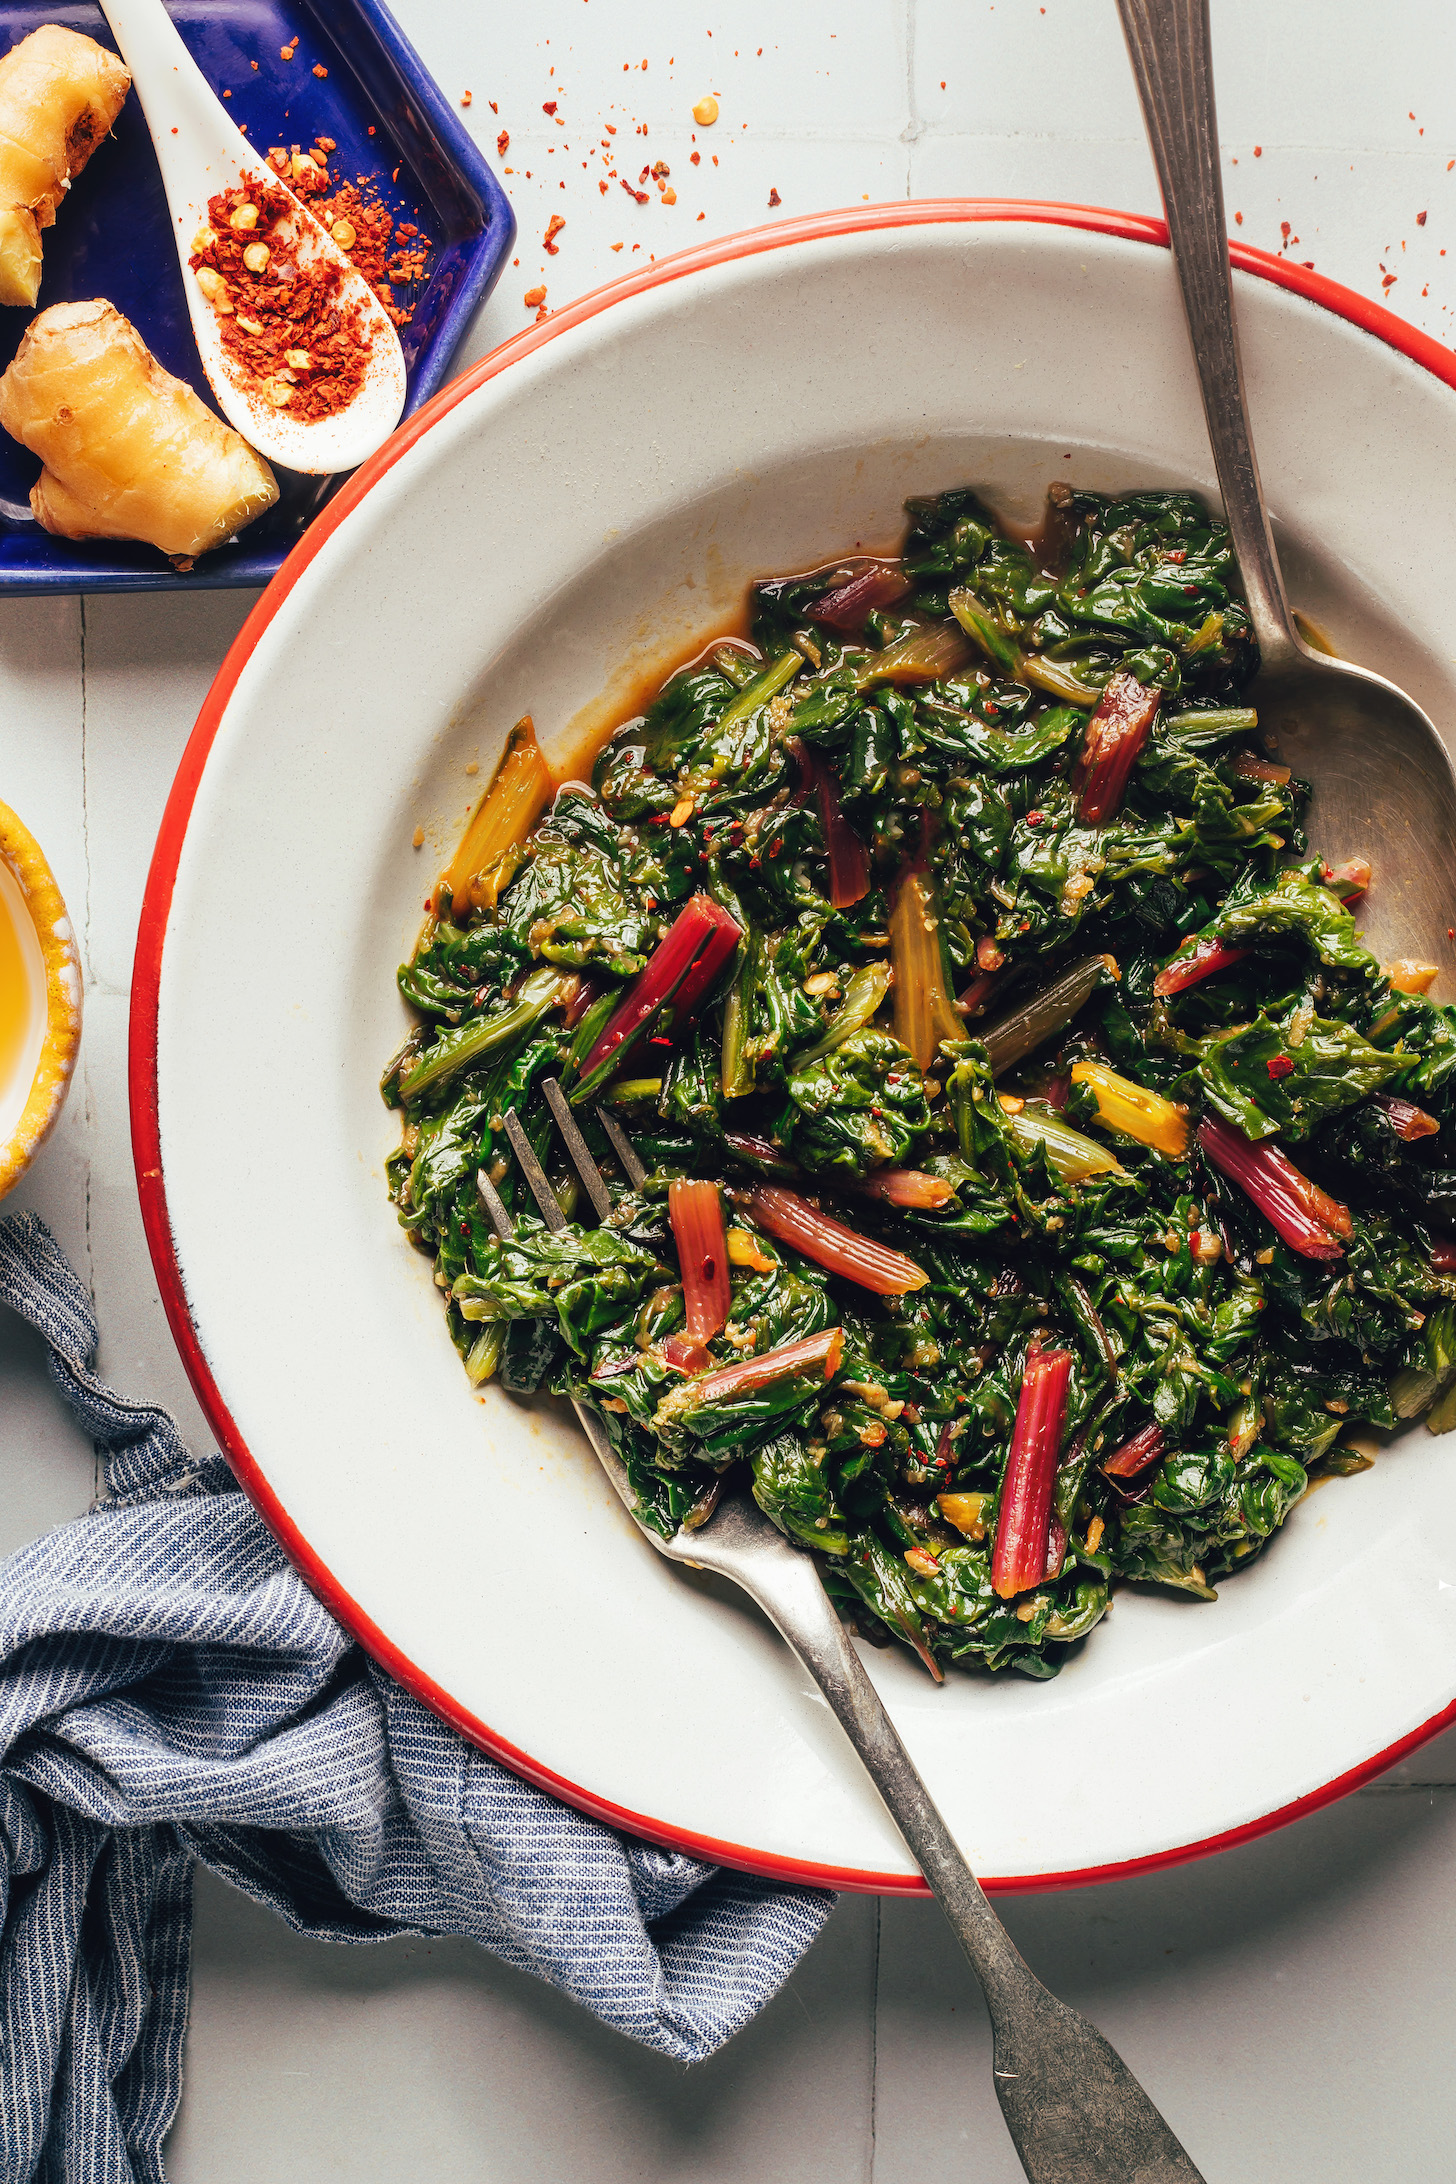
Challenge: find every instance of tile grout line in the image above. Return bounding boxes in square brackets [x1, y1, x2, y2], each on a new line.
[902, 0, 921, 178]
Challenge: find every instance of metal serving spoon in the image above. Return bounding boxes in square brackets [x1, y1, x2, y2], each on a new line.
[1117, 0, 1456, 968]
[99, 0, 406, 474]
[485, 1085, 1206, 2184]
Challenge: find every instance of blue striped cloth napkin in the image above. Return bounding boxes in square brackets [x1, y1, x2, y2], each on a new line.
[0, 1213, 834, 2184]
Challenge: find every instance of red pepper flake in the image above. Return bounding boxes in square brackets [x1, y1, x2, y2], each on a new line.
[461, 90, 473, 108]
[315, 178, 430, 325]
[543, 213, 566, 254]
[768, 186, 781, 207]
[620, 177, 649, 203]
[190, 175, 378, 420]
[524, 284, 547, 306]
[280, 39, 297, 61]
[497, 130, 509, 155]
[312, 63, 328, 79]
[1418, 209, 1428, 226]
[1266, 1055, 1295, 1080]
[1254, 144, 1262, 156]
[542, 100, 557, 115]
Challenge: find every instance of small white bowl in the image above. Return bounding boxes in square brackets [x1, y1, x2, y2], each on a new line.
[134, 203, 1456, 1893]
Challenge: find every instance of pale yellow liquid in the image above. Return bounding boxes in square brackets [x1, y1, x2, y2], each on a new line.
[0, 857, 45, 1140]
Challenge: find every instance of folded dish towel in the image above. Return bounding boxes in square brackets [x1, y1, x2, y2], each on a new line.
[0, 1213, 834, 2184]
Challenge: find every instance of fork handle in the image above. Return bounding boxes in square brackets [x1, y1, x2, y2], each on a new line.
[1116, 0, 1302, 675]
[699, 1510, 1205, 2182]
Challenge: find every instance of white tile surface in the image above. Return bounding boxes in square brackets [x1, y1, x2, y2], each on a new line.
[169, 1873, 877, 2184]
[2, 0, 1456, 2175]
[875, 1789, 1456, 2181]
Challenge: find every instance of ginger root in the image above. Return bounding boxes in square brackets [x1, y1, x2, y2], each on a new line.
[0, 300, 279, 564]
[0, 26, 130, 307]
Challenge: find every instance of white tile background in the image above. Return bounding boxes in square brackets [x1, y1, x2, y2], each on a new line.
[3, 1, 1456, 2175]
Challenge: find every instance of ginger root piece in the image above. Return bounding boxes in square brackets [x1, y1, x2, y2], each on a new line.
[0, 26, 130, 307]
[0, 300, 279, 564]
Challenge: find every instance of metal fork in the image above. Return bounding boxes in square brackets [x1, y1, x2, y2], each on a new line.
[480, 1083, 1205, 2184]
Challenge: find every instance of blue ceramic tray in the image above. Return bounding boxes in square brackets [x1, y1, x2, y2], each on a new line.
[0, 0, 514, 591]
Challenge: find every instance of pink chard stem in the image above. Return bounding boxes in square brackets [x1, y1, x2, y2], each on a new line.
[807, 564, 913, 632]
[1196, 1116, 1350, 1259]
[1102, 1423, 1165, 1479]
[669, 1178, 732, 1344]
[991, 1343, 1073, 1600]
[693, 1326, 844, 1403]
[577, 893, 741, 1093]
[740, 1184, 929, 1296]
[1152, 936, 1251, 998]
[1074, 671, 1161, 825]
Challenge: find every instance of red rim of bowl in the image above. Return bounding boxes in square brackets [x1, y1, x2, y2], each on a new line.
[129, 199, 1456, 1897]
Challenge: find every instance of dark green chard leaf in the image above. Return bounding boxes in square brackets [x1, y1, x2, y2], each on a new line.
[776, 1028, 932, 1175]
[1195, 1009, 1399, 1142]
[453, 1219, 667, 1357]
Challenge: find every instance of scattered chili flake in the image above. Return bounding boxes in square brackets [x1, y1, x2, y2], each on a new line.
[523, 284, 547, 306]
[312, 63, 327, 78]
[768, 187, 781, 207]
[462, 90, 473, 108]
[497, 130, 509, 155]
[542, 100, 557, 115]
[1418, 209, 1428, 226]
[543, 213, 565, 254]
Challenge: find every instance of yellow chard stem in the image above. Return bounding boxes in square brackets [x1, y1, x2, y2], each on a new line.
[1070, 1060, 1190, 1159]
[890, 867, 965, 1072]
[442, 716, 552, 920]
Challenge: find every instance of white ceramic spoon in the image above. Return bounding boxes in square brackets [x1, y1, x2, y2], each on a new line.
[98, 0, 407, 475]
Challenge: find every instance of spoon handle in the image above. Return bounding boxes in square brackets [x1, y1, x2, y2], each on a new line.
[1116, 0, 1302, 672]
[687, 1499, 1207, 2183]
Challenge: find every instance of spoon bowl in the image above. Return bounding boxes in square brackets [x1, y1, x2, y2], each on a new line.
[98, 0, 406, 475]
[1256, 644, 1456, 970]
[1119, 0, 1456, 982]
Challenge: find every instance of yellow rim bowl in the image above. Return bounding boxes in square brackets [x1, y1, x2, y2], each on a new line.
[0, 799, 82, 1202]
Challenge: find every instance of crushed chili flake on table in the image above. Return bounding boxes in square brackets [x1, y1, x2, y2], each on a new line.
[191, 177, 378, 420]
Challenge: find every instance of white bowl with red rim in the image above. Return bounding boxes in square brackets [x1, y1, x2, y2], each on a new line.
[132, 202, 1456, 1893]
